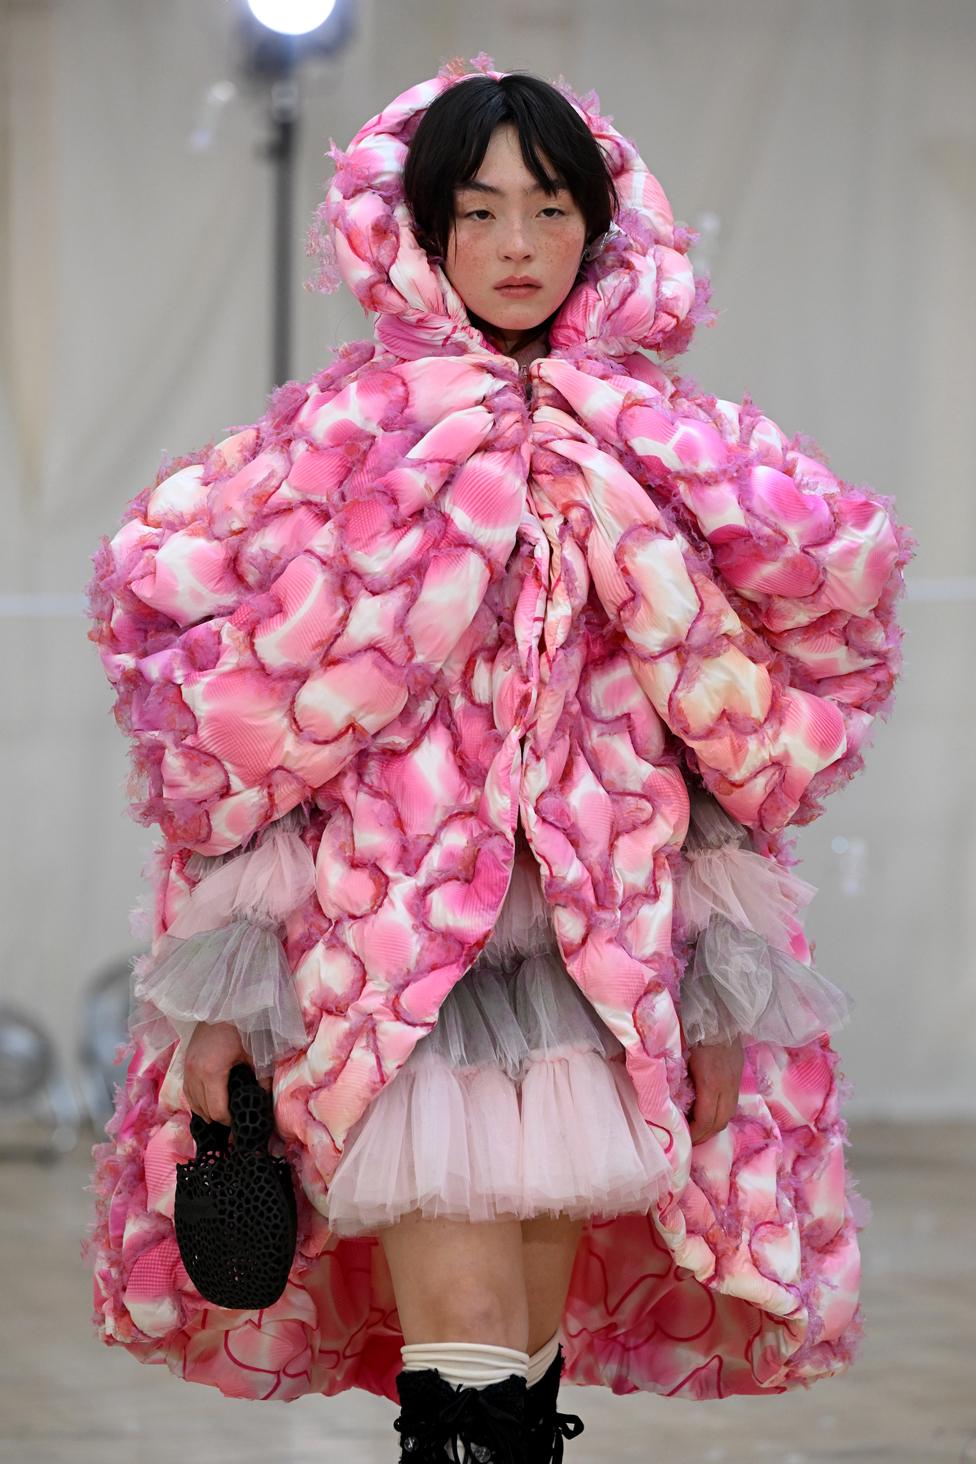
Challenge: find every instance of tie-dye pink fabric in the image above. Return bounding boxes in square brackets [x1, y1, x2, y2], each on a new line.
[83, 57, 916, 1405]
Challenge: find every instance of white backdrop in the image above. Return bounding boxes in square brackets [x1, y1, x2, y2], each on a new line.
[2, 0, 972, 1117]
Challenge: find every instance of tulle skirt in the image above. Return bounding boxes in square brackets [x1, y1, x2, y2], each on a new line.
[324, 851, 673, 1236]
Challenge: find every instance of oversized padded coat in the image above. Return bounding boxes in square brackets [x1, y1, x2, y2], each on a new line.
[83, 57, 916, 1404]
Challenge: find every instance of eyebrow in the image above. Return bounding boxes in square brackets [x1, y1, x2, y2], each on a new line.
[455, 179, 569, 196]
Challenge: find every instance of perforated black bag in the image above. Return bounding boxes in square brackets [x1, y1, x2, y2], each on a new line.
[174, 1063, 297, 1309]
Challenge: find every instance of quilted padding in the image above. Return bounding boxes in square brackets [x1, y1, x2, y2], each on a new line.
[82, 56, 916, 1405]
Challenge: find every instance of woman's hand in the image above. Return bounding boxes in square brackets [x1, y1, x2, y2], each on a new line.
[686, 1035, 744, 1145]
[183, 1021, 270, 1125]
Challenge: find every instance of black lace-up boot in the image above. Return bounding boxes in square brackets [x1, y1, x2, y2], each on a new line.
[393, 1366, 528, 1463]
[523, 1345, 584, 1463]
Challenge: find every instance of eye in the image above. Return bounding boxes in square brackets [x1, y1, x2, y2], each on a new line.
[539, 207, 566, 218]
[463, 209, 492, 221]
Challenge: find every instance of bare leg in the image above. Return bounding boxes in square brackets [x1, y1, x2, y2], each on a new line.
[520, 1213, 585, 1355]
[379, 1208, 530, 1353]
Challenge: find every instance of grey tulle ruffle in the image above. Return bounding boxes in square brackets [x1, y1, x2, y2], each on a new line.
[685, 780, 753, 853]
[677, 782, 854, 1047]
[680, 913, 854, 1048]
[402, 846, 627, 1079]
[129, 918, 307, 1081]
[128, 804, 314, 1080]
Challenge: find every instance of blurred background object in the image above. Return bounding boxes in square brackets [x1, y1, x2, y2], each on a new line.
[0, 1003, 80, 1159]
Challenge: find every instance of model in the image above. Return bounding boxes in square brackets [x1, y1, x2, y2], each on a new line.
[83, 54, 916, 1464]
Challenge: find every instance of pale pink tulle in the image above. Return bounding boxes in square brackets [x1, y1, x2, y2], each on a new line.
[680, 914, 854, 1048]
[325, 854, 672, 1236]
[324, 1046, 672, 1235]
[171, 820, 316, 938]
[480, 846, 555, 964]
[674, 844, 818, 944]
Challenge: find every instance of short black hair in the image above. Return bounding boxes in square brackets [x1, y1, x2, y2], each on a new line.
[403, 72, 619, 261]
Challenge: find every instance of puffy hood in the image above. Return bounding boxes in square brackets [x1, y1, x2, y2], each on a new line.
[305, 54, 713, 362]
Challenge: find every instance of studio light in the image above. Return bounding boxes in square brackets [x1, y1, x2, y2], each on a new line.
[247, 0, 337, 35]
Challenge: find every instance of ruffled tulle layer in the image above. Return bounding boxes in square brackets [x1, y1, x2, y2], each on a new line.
[674, 781, 854, 1046]
[129, 919, 307, 1082]
[126, 808, 315, 1081]
[325, 925, 672, 1236]
[324, 1044, 671, 1235]
[674, 842, 818, 945]
[479, 842, 555, 964]
[680, 914, 854, 1047]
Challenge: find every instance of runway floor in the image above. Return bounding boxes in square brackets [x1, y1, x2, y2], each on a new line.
[0, 1120, 972, 1464]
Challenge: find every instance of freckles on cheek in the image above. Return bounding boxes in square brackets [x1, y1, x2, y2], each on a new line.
[545, 227, 584, 267]
[545, 239, 584, 293]
[464, 238, 493, 274]
[447, 235, 487, 293]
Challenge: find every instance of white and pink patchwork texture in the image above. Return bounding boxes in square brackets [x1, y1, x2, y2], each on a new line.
[83, 56, 916, 1406]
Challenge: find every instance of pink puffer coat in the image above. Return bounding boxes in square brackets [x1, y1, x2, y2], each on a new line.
[83, 57, 916, 1404]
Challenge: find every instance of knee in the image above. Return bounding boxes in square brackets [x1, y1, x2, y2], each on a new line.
[430, 1281, 527, 1351]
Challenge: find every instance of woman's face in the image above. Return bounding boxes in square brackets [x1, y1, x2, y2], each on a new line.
[443, 124, 588, 347]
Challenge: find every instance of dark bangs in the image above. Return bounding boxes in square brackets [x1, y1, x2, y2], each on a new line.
[403, 72, 619, 259]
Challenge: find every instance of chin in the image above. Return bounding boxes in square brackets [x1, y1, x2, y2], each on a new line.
[477, 298, 555, 333]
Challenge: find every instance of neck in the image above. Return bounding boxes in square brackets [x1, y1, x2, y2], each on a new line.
[469, 313, 550, 361]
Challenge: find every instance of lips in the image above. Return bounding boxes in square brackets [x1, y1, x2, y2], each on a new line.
[494, 282, 542, 297]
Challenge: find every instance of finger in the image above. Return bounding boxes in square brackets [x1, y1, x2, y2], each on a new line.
[206, 1078, 230, 1126]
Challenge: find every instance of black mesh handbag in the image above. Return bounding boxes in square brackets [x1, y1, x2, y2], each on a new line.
[174, 1062, 297, 1309]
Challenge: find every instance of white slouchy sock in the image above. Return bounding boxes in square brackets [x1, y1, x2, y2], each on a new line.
[400, 1340, 530, 1388]
[526, 1330, 561, 1387]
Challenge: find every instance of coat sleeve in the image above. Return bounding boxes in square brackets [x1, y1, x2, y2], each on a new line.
[620, 388, 916, 831]
[87, 353, 518, 856]
[538, 366, 916, 835]
[643, 389, 914, 708]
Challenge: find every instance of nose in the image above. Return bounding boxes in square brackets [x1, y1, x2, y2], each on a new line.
[500, 222, 533, 262]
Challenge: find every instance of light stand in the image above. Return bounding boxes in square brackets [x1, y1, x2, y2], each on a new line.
[239, 3, 356, 389]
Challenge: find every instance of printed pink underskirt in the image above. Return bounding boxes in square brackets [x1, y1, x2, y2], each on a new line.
[324, 844, 672, 1236]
